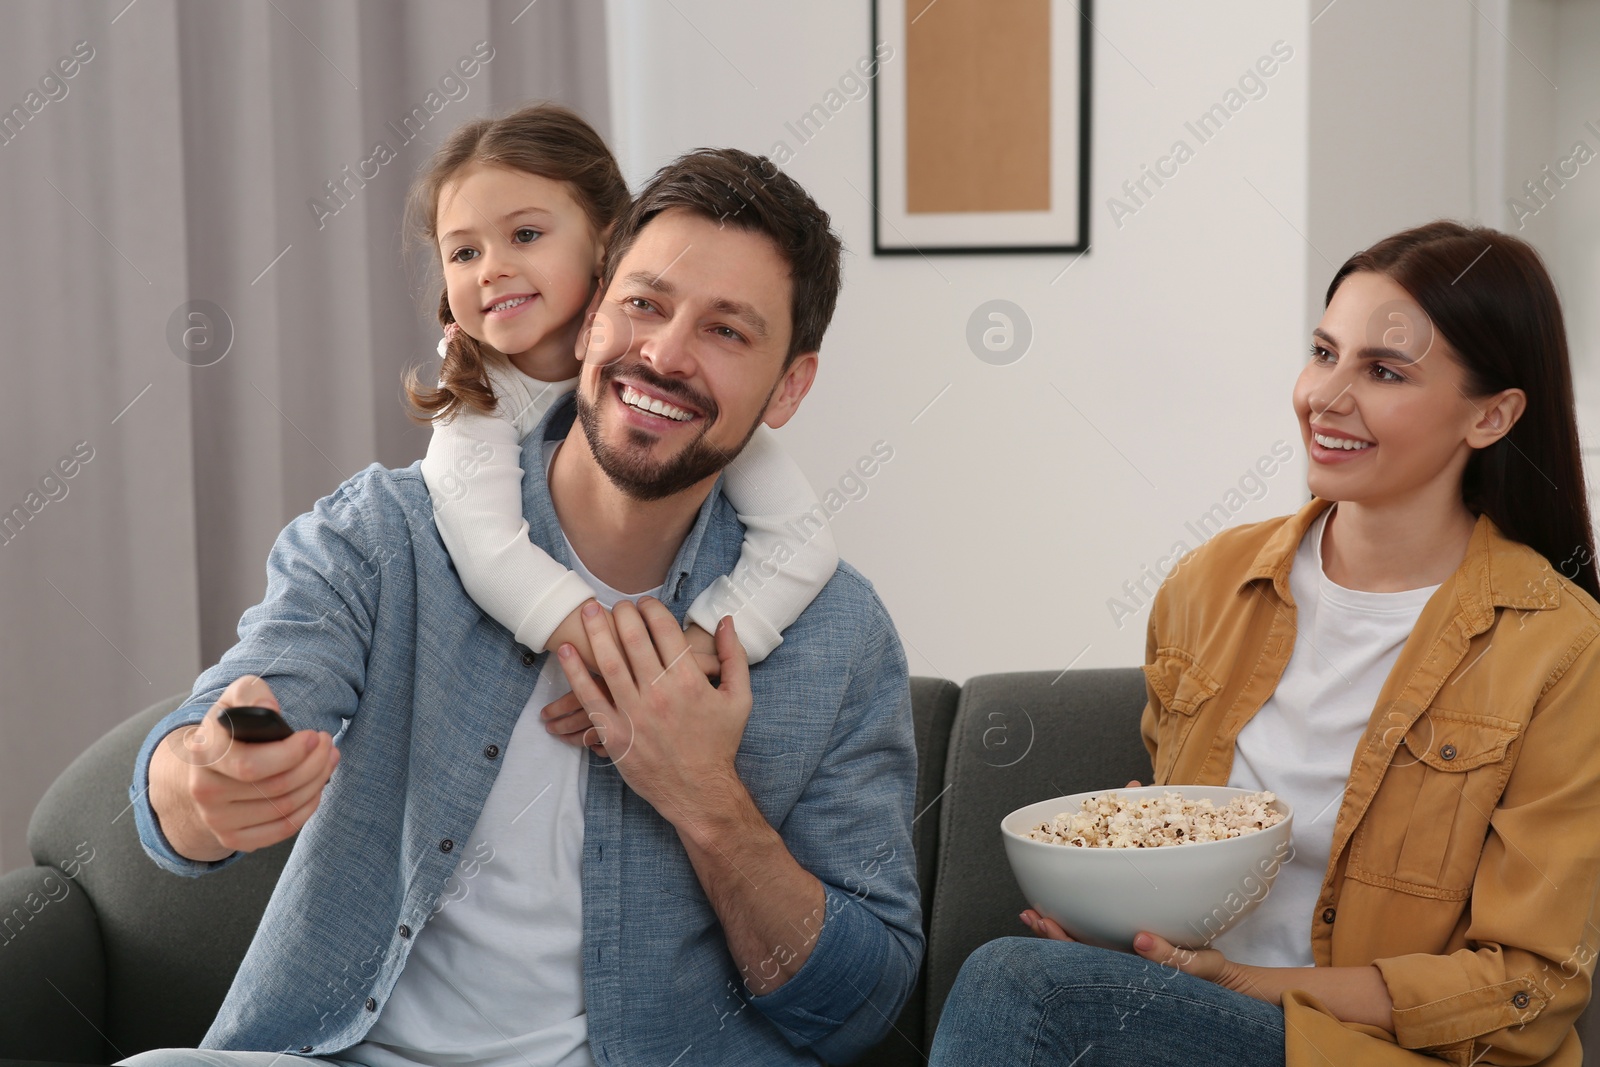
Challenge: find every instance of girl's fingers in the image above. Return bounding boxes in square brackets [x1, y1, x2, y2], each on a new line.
[546, 712, 594, 743]
[541, 690, 585, 722]
[713, 615, 751, 699]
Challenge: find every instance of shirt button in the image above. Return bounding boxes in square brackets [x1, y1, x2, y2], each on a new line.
[1321, 907, 1336, 924]
[484, 744, 500, 759]
[1513, 991, 1531, 1009]
[522, 650, 537, 667]
[1440, 743, 1458, 761]
[365, 997, 377, 1012]
[398, 924, 411, 939]
[440, 838, 454, 853]
[300, 1048, 314, 1054]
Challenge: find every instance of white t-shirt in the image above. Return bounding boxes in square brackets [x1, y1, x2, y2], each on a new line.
[346, 442, 660, 1067]
[1213, 507, 1439, 968]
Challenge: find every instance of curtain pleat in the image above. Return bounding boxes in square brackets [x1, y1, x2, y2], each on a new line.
[0, 0, 611, 874]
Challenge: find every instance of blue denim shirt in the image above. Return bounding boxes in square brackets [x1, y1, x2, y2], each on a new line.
[130, 396, 922, 1065]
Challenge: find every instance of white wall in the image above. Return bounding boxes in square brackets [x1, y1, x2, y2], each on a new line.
[1458, 0, 1599, 476]
[1304, 0, 1477, 325]
[1540, 1, 1600, 450]
[605, 0, 1311, 681]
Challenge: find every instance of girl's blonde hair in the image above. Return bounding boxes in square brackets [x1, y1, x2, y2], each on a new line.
[402, 103, 631, 422]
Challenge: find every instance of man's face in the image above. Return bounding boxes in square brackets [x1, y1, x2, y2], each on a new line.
[574, 207, 816, 501]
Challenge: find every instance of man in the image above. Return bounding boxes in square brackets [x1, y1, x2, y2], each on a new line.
[124, 148, 920, 1067]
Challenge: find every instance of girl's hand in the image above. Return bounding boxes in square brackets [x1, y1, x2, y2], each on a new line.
[542, 682, 611, 757]
[548, 603, 607, 675]
[1130, 931, 1261, 1000]
[682, 622, 725, 679]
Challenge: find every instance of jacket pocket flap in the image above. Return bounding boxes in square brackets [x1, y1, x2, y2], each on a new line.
[1142, 653, 1221, 716]
[1401, 711, 1520, 772]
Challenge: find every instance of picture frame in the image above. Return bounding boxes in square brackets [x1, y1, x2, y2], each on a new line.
[871, 0, 1093, 255]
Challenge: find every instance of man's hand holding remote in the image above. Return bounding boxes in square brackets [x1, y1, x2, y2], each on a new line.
[148, 674, 340, 862]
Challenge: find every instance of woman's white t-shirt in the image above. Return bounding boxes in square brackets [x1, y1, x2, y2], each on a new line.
[1213, 507, 1439, 968]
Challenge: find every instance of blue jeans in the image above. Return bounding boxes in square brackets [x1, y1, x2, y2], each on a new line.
[929, 938, 1287, 1066]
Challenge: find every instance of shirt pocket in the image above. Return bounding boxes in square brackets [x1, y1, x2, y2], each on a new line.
[1363, 708, 1521, 894]
[655, 750, 808, 901]
[1142, 651, 1222, 783]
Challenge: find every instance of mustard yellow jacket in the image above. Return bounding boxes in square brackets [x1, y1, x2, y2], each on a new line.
[1140, 498, 1600, 1066]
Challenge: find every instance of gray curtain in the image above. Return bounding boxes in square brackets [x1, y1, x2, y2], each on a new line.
[0, 0, 610, 874]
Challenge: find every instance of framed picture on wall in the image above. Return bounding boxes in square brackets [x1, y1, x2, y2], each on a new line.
[871, 0, 1092, 255]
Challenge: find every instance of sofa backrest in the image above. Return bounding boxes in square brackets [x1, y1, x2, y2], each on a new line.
[27, 695, 294, 1057]
[859, 676, 961, 1065]
[924, 668, 1152, 1045]
[28, 675, 1600, 1063]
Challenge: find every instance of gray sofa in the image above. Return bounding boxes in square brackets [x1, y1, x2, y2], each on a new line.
[2, 671, 1595, 1065]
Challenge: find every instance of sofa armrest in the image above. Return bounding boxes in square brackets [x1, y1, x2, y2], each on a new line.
[0, 865, 107, 1063]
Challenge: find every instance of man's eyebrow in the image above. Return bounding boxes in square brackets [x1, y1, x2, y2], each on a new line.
[439, 206, 555, 245]
[620, 270, 770, 339]
[1312, 327, 1418, 365]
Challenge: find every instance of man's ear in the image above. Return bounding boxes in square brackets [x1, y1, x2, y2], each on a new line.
[762, 353, 818, 430]
[574, 284, 608, 363]
[1467, 387, 1527, 449]
[592, 221, 616, 279]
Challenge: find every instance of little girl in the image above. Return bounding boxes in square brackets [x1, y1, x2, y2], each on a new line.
[404, 103, 836, 675]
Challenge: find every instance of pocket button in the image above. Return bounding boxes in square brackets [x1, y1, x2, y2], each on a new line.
[1440, 743, 1457, 761]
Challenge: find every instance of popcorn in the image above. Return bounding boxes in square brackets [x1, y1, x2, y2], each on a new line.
[1025, 790, 1283, 848]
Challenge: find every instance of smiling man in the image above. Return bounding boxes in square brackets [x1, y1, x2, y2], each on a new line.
[124, 149, 921, 1067]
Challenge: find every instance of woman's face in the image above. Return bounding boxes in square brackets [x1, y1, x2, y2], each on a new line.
[1292, 271, 1490, 510]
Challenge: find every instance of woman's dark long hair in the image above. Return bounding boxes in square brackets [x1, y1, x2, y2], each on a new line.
[1326, 221, 1598, 602]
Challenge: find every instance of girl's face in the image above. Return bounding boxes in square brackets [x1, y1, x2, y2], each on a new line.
[435, 162, 607, 363]
[1292, 271, 1498, 511]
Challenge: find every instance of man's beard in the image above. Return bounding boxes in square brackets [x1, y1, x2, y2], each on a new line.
[575, 360, 767, 502]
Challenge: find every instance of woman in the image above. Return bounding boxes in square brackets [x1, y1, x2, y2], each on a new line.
[930, 221, 1600, 1066]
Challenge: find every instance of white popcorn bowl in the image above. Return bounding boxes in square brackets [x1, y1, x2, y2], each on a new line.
[1001, 785, 1295, 951]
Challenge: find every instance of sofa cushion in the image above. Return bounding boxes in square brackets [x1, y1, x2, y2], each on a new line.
[859, 676, 961, 1066]
[26, 695, 294, 1057]
[0, 863, 106, 1062]
[924, 667, 1151, 1044]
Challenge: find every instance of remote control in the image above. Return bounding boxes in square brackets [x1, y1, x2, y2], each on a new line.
[217, 706, 295, 744]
